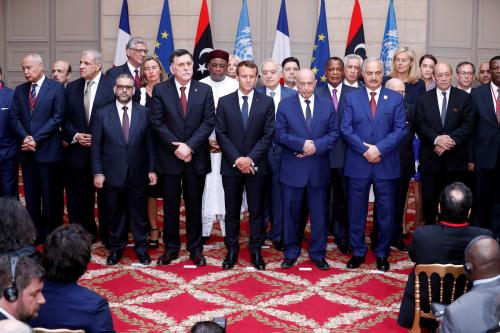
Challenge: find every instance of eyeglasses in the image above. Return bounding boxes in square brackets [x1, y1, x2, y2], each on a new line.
[116, 85, 134, 91]
[130, 48, 149, 55]
[458, 71, 474, 76]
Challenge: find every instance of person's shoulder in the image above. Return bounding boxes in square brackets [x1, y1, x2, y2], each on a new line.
[217, 90, 237, 105]
[66, 77, 85, 91]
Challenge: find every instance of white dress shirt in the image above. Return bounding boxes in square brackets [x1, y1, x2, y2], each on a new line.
[174, 79, 191, 101]
[298, 94, 315, 118]
[116, 100, 133, 125]
[238, 89, 254, 114]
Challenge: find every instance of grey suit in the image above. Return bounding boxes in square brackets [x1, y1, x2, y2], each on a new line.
[441, 277, 500, 333]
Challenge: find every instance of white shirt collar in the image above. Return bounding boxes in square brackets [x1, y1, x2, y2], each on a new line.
[127, 61, 140, 76]
[33, 75, 45, 87]
[238, 89, 254, 100]
[344, 79, 359, 88]
[436, 86, 451, 97]
[473, 273, 500, 286]
[0, 306, 16, 320]
[491, 82, 499, 97]
[86, 71, 102, 87]
[116, 100, 133, 112]
[266, 85, 281, 96]
[328, 82, 343, 96]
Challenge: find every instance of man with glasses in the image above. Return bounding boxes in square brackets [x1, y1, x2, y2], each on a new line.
[456, 61, 476, 94]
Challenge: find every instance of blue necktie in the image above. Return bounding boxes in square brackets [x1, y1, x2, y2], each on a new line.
[241, 95, 249, 128]
[305, 99, 312, 129]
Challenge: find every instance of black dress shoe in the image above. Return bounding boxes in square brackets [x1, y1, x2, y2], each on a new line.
[281, 257, 297, 269]
[376, 257, 390, 272]
[311, 258, 330, 270]
[272, 240, 283, 251]
[157, 251, 178, 265]
[137, 253, 151, 265]
[390, 238, 408, 252]
[346, 255, 365, 269]
[251, 252, 266, 270]
[222, 252, 238, 270]
[190, 253, 207, 266]
[106, 251, 123, 266]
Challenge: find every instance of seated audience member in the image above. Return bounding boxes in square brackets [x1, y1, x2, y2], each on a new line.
[0, 319, 32, 332]
[0, 255, 45, 322]
[30, 224, 115, 333]
[397, 182, 492, 329]
[191, 320, 225, 333]
[440, 236, 500, 333]
[0, 197, 39, 261]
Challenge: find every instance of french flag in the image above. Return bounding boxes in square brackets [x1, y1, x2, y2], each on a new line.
[113, 0, 131, 66]
[271, 0, 291, 64]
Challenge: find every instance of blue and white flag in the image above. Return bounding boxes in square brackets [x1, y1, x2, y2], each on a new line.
[154, 0, 175, 73]
[113, 0, 131, 66]
[271, 0, 290, 64]
[310, 0, 330, 85]
[380, 0, 399, 75]
[234, 0, 254, 61]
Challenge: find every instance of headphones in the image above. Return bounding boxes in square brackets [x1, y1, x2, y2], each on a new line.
[3, 256, 19, 303]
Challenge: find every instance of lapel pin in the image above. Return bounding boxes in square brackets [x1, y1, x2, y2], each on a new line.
[383, 95, 388, 100]
[195, 88, 198, 92]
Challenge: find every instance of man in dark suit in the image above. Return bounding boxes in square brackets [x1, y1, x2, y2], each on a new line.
[256, 59, 296, 250]
[150, 49, 215, 266]
[415, 62, 473, 225]
[469, 56, 500, 239]
[216, 60, 275, 270]
[91, 74, 156, 265]
[64, 49, 115, 243]
[9, 54, 65, 243]
[276, 68, 339, 270]
[0, 68, 17, 197]
[316, 56, 357, 255]
[397, 182, 492, 329]
[341, 58, 406, 272]
[440, 235, 500, 333]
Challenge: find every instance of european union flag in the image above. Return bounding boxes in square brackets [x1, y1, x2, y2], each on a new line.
[234, 0, 254, 60]
[310, 0, 330, 85]
[380, 0, 399, 75]
[154, 0, 174, 74]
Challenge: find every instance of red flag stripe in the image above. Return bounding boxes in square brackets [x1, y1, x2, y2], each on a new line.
[346, 0, 363, 45]
[195, 0, 210, 45]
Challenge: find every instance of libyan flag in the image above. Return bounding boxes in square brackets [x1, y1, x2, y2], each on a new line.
[345, 0, 366, 59]
[193, 0, 213, 81]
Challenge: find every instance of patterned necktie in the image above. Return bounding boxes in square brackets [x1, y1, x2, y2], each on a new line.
[84, 81, 94, 124]
[305, 99, 312, 128]
[30, 83, 37, 110]
[370, 92, 377, 118]
[180, 86, 188, 117]
[134, 69, 141, 89]
[122, 106, 130, 141]
[241, 95, 249, 128]
[270, 91, 276, 99]
[332, 88, 339, 111]
[496, 88, 500, 125]
[441, 91, 447, 126]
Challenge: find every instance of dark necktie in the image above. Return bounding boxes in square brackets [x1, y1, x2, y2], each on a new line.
[496, 88, 500, 125]
[133, 69, 141, 89]
[30, 83, 37, 111]
[370, 92, 377, 118]
[241, 95, 249, 128]
[122, 105, 129, 141]
[305, 99, 312, 128]
[180, 86, 187, 117]
[441, 91, 447, 126]
[332, 88, 339, 111]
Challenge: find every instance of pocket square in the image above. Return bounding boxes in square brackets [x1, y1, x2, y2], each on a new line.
[453, 107, 459, 112]
[1, 107, 9, 110]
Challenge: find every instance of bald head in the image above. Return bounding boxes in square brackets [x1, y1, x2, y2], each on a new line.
[465, 236, 500, 281]
[385, 78, 405, 96]
[296, 69, 316, 99]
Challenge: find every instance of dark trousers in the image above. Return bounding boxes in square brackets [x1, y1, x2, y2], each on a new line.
[268, 146, 284, 242]
[223, 174, 265, 254]
[162, 169, 205, 255]
[329, 167, 349, 245]
[421, 170, 468, 225]
[348, 177, 397, 257]
[0, 156, 18, 197]
[104, 184, 148, 254]
[475, 157, 500, 238]
[21, 158, 64, 240]
[282, 183, 329, 261]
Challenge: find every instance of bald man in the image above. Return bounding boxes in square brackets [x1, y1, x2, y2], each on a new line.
[441, 236, 500, 333]
[275, 68, 339, 270]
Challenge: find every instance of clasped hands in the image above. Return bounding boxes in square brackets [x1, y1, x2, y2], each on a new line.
[234, 156, 255, 174]
[295, 140, 316, 158]
[173, 141, 192, 162]
[75, 133, 92, 147]
[21, 135, 36, 151]
[434, 135, 455, 156]
[363, 142, 381, 163]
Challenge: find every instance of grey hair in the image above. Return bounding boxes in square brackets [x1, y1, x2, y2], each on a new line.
[260, 58, 282, 73]
[25, 53, 44, 66]
[344, 54, 363, 67]
[126, 37, 146, 49]
[82, 49, 103, 66]
[362, 57, 383, 74]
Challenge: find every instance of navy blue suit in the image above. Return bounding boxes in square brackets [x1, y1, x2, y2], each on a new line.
[469, 83, 500, 237]
[63, 74, 115, 240]
[275, 93, 339, 261]
[341, 87, 406, 257]
[9, 77, 65, 240]
[0, 84, 18, 197]
[316, 83, 357, 246]
[30, 280, 115, 333]
[91, 101, 154, 253]
[256, 85, 296, 242]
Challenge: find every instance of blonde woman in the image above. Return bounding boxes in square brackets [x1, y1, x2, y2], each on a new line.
[389, 46, 426, 106]
[226, 55, 240, 79]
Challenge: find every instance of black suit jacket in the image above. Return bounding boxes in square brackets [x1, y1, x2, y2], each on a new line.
[397, 224, 492, 328]
[415, 87, 472, 173]
[150, 79, 215, 175]
[91, 102, 154, 188]
[400, 102, 416, 178]
[215, 90, 275, 176]
[468, 84, 500, 169]
[9, 77, 65, 163]
[63, 74, 115, 169]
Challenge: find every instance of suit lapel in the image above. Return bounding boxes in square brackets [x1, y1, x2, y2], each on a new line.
[373, 88, 389, 124]
[246, 92, 259, 130]
[186, 81, 198, 120]
[479, 85, 498, 126]
[430, 90, 444, 129]
[292, 96, 309, 133]
[110, 105, 127, 145]
[231, 92, 245, 132]
[360, 89, 374, 122]
[128, 104, 141, 143]
[31, 80, 49, 117]
[168, 81, 184, 119]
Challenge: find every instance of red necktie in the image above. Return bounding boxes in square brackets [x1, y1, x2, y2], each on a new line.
[496, 88, 500, 125]
[133, 69, 141, 89]
[122, 106, 129, 141]
[370, 91, 377, 118]
[180, 86, 187, 117]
